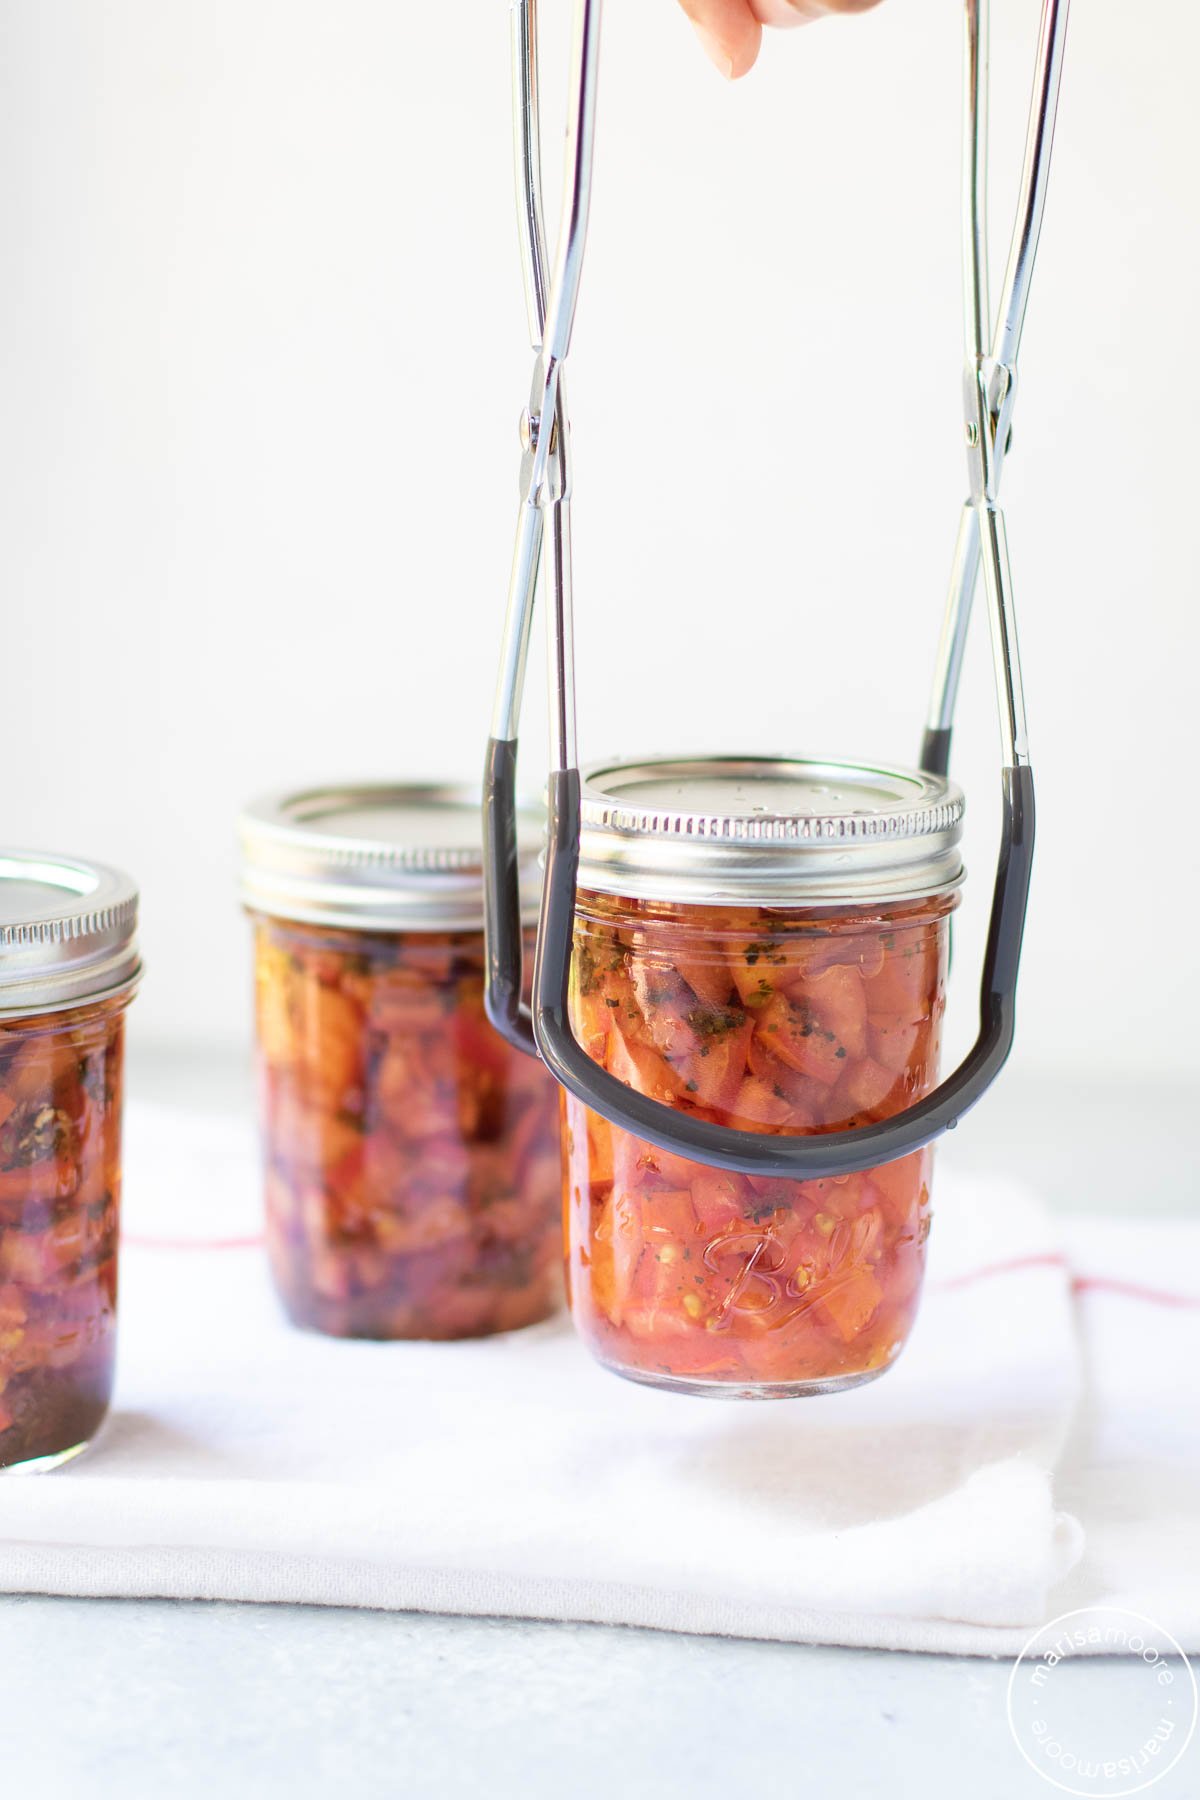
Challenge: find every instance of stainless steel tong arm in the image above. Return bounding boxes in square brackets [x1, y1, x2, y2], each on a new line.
[484, 0, 601, 1055]
[926, 0, 1070, 768]
[490, 0, 600, 756]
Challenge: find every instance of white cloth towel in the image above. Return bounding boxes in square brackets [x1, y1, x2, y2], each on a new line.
[0, 1100, 1195, 1655]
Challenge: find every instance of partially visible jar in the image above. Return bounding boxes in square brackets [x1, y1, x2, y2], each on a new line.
[561, 756, 964, 1399]
[0, 854, 140, 1471]
[240, 785, 562, 1340]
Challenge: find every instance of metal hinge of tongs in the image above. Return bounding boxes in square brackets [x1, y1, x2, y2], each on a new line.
[485, 0, 1072, 1182]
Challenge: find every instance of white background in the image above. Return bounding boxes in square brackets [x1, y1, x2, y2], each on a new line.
[1, 0, 1197, 1089]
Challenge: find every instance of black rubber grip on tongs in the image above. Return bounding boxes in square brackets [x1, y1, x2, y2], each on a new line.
[483, 735, 537, 1056]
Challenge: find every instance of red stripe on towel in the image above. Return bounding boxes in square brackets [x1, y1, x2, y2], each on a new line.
[933, 1251, 1069, 1293]
[1070, 1274, 1200, 1310]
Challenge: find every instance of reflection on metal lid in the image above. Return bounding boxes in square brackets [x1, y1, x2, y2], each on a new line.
[0, 852, 141, 1017]
[576, 755, 965, 906]
[239, 782, 545, 932]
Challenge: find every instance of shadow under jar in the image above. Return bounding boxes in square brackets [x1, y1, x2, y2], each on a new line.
[240, 784, 562, 1340]
[0, 853, 140, 1471]
[561, 757, 964, 1398]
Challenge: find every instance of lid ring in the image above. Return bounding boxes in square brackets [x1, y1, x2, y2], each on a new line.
[0, 853, 141, 1019]
[239, 783, 545, 933]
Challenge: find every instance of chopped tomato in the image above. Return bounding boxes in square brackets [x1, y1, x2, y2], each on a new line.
[868, 1154, 929, 1229]
[690, 1169, 753, 1235]
[0, 997, 125, 1470]
[815, 1268, 884, 1341]
[673, 953, 735, 1009]
[451, 1005, 513, 1083]
[603, 1187, 646, 1324]
[754, 994, 845, 1086]
[629, 965, 701, 1062]
[806, 963, 869, 1058]
[584, 1108, 614, 1186]
[864, 934, 936, 1016]
[573, 991, 611, 1062]
[640, 1187, 699, 1245]
[839, 934, 887, 978]
[612, 1129, 699, 1194]
[563, 888, 951, 1393]
[253, 917, 562, 1341]
[867, 1012, 922, 1073]
[726, 1075, 795, 1129]
[746, 1035, 825, 1125]
[724, 934, 788, 1009]
[836, 1055, 899, 1115]
[672, 1016, 754, 1110]
[606, 1022, 685, 1102]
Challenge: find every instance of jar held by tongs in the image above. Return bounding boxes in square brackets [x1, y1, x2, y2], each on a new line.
[484, 0, 1070, 1395]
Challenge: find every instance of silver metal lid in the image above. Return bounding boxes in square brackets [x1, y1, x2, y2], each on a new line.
[0, 851, 141, 1019]
[239, 783, 545, 933]
[577, 755, 965, 906]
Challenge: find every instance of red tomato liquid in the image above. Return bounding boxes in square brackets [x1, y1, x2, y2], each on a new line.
[563, 891, 954, 1395]
[254, 917, 563, 1339]
[0, 999, 125, 1469]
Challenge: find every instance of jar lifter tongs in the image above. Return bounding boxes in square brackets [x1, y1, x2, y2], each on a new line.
[484, 0, 1070, 1177]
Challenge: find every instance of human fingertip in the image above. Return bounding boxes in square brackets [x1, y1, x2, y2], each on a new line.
[692, 22, 737, 78]
[728, 31, 762, 77]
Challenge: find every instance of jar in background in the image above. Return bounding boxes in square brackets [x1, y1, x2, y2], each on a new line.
[0, 854, 140, 1471]
[562, 757, 964, 1398]
[240, 785, 562, 1340]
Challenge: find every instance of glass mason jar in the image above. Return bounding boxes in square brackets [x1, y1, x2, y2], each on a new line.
[560, 757, 964, 1398]
[0, 853, 140, 1471]
[240, 784, 562, 1340]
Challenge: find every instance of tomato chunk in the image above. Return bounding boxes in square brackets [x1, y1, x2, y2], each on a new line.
[253, 916, 563, 1342]
[754, 994, 845, 1086]
[1, 997, 126, 1471]
[672, 1017, 753, 1110]
[806, 963, 868, 1058]
[563, 889, 952, 1394]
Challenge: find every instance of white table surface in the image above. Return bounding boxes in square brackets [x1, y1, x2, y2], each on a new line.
[1, 1051, 1196, 1800]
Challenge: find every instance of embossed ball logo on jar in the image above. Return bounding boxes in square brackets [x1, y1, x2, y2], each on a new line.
[701, 1230, 790, 1324]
